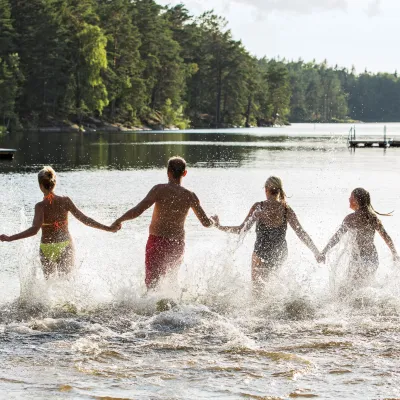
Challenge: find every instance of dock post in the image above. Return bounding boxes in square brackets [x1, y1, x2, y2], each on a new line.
[384, 125, 387, 144]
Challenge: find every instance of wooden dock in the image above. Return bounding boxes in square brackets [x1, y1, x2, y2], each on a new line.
[347, 126, 400, 148]
[348, 139, 400, 148]
[0, 148, 17, 159]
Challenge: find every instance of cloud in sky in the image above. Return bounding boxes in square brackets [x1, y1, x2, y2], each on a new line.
[366, 0, 381, 17]
[167, 0, 382, 16]
[158, 0, 395, 72]
[228, 0, 348, 14]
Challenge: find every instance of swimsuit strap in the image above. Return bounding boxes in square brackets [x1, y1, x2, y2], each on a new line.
[44, 192, 55, 204]
[284, 204, 288, 222]
[42, 220, 68, 230]
[53, 220, 68, 231]
[42, 193, 67, 230]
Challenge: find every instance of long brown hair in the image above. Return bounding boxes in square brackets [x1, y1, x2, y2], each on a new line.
[352, 188, 392, 218]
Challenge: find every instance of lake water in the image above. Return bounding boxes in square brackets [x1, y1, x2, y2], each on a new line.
[1, 123, 400, 399]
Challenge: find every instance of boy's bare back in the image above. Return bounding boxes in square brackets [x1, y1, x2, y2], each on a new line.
[112, 156, 213, 241]
[149, 183, 205, 240]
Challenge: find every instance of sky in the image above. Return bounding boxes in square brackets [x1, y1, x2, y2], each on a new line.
[157, 0, 400, 73]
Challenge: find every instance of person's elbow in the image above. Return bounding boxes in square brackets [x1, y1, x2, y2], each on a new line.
[31, 226, 41, 235]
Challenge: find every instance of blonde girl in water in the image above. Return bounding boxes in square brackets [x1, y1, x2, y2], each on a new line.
[0, 166, 119, 278]
[212, 176, 320, 292]
[319, 188, 399, 287]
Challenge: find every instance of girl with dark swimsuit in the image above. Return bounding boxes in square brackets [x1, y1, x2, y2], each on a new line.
[0, 166, 119, 278]
[212, 176, 320, 292]
[319, 188, 399, 288]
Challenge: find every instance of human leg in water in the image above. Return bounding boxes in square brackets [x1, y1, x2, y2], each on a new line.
[40, 242, 75, 279]
[251, 249, 288, 296]
[145, 235, 185, 290]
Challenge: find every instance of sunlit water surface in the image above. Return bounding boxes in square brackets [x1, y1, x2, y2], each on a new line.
[1, 124, 400, 399]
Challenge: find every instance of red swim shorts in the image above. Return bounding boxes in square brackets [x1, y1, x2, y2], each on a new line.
[145, 235, 185, 289]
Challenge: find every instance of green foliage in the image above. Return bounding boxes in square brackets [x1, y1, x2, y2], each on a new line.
[0, 54, 21, 123]
[97, 0, 145, 122]
[259, 58, 291, 123]
[160, 98, 190, 130]
[2, 0, 400, 129]
[0, 0, 21, 128]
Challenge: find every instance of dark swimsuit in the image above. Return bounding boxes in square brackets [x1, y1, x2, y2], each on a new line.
[254, 205, 288, 271]
[348, 231, 379, 283]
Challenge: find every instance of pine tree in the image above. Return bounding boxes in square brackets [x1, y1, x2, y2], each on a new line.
[0, 0, 21, 128]
[58, 0, 108, 122]
[97, 0, 145, 123]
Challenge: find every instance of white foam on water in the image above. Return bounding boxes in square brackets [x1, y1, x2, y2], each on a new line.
[1, 138, 400, 398]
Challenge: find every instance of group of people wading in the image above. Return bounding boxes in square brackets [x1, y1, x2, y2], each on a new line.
[1, 156, 399, 293]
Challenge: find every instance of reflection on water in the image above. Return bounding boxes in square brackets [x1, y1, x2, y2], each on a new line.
[2, 123, 398, 171]
[0, 129, 324, 171]
[1, 124, 400, 398]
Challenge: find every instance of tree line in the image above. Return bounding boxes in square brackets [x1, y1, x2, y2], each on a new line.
[1, 0, 400, 131]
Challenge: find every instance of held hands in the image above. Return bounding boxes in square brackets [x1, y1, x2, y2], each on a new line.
[0, 235, 11, 242]
[210, 215, 220, 228]
[108, 221, 122, 233]
[314, 250, 326, 264]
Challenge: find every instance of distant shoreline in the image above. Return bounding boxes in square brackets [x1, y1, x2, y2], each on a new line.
[6, 120, 400, 135]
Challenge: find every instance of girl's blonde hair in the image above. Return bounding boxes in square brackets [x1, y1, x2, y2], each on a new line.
[352, 188, 392, 218]
[265, 176, 286, 204]
[38, 166, 57, 191]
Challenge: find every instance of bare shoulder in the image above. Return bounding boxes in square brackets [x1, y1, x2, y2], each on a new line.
[189, 189, 198, 201]
[60, 195, 71, 202]
[187, 189, 202, 205]
[60, 196, 73, 207]
[146, 183, 164, 201]
[251, 201, 263, 213]
[152, 184, 165, 190]
[374, 215, 383, 229]
[278, 202, 293, 217]
[151, 184, 168, 194]
[285, 203, 294, 213]
[35, 201, 45, 210]
[343, 213, 355, 226]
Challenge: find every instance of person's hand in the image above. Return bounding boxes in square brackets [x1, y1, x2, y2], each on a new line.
[0, 235, 11, 242]
[210, 215, 220, 227]
[109, 221, 122, 233]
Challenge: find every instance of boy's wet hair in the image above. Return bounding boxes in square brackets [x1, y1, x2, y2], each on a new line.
[168, 156, 186, 179]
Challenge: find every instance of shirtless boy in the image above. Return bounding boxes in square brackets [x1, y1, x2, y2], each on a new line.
[112, 157, 214, 289]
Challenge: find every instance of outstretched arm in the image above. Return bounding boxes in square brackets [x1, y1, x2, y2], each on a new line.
[376, 219, 399, 262]
[191, 193, 214, 228]
[0, 203, 43, 242]
[114, 186, 159, 226]
[68, 198, 116, 232]
[287, 207, 320, 258]
[320, 217, 350, 261]
[212, 203, 260, 234]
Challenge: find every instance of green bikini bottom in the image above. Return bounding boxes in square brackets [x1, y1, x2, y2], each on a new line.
[40, 241, 71, 262]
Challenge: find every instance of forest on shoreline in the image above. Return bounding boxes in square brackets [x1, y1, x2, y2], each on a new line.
[1, 0, 400, 132]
